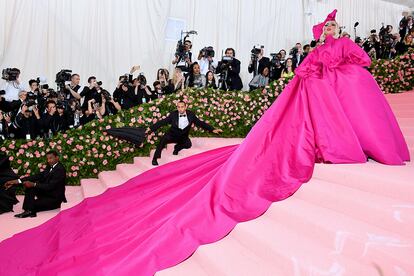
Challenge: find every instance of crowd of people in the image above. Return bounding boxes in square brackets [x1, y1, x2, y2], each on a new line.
[1, 14, 413, 141]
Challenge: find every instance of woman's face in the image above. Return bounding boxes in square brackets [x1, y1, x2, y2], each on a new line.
[262, 67, 269, 76]
[286, 59, 293, 67]
[324, 21, 337, 37]
[193, 64, 200, 75]
[207, 72, 214, 81]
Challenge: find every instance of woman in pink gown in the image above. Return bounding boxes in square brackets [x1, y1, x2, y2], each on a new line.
[0, 10, 409, 276]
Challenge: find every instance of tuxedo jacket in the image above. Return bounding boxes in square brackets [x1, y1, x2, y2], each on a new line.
[22, 162, 66, 203]
[150, 110, 214, 139]
[248, 57, 270, 75]
[216, 58, 243, 90]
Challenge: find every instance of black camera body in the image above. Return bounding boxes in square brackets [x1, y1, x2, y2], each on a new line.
[200, 46, 215, 58]
[175, 40, 188, 60]
[55, 69, 72, 89]
[137, 74, 147, 86]
[2, 68, 20, 81]
[251, 45, 263, 59]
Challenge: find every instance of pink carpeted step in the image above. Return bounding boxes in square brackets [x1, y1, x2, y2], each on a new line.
[98, 170, 129, 188]
[312, 162, 414, 202]
[295, 179, 414, 239]
[60, 186, 84, 211]
[80, 178, 106, 198]
[267, 198, 414, 274]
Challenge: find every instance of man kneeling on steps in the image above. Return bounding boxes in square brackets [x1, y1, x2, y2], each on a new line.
[5, 150, 66, 218]
[148, 100, 222, 166]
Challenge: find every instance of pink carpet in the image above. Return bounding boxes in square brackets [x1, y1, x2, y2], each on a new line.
[0, 92, 413, 275]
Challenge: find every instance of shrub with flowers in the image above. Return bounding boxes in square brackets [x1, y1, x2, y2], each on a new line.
[0, 53, 412, 186]
[370, 49, 414, 93]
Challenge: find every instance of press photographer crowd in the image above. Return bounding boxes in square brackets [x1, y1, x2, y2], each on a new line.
[0, 14, 413, 141]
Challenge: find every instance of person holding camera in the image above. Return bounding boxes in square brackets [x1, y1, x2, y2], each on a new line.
[66, 98, 83, 128]
[80, 76, 100, 110]
[63, 74, 82, 101]
[198, 47, 218, 75]
[4, 150, 66, 218]
[101, 90, 121, 116]
[40, 100, 60, 137]
[1, 68, 26, 102]
[172, 40, 193, 73]
[248, 46, 270, 77]
[399, 13, 413, 42]
[113, 77, 136, 110]
[292, 47, 305, 68]
[156, 68, 174, 95]
[216, 48, 243, 91]
[0, 112, 12, 140]
[185, 62, 206, 89]
[133, 75, 153, 104]
[13, 102, 41, 139]
[171, 68, 185, 92]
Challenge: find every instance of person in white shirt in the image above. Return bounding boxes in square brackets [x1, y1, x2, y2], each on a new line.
[197, 47, 218, 75]
[1, 68, 26, 102]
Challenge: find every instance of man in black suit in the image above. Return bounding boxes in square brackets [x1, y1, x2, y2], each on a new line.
[148, 101, 222, 166]
[5, 150, 66, 218]
[248, 48, 270, 77]
[216, 48, 243, 91]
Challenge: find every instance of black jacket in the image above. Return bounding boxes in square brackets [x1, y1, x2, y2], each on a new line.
[150, 110, 214, 138]
[248, 57, 270, 76]
[216, 58, 243, 91]
[22, 162, 66, 203]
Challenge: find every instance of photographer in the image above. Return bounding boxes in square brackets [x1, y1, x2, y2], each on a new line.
[171, 68, 185, 92]
[268, 53, 284, 81]
[80, 76, 100, 110]
[14, 103, 41, 139]
[66, 98, 83, 128]
[197, 46, 218, 75]
[113, 77, 136, 110]
[185, 62, 206, 89]
[249, 66, 270, 92]
[172, 40, 193, 72]
[156, 68, 174, 95]
[216, 48, 243, 91]
[133, 75, 153, 104]
[0, 112, 11, 139]
[80, 99, 104, 125]
[63, 74, 82, 101]
[390, 33, 406, 59]
[248, 46, 270, 77]
[379, 25, 394, 59]
[399, 13, 413, 42]
[101, 90, 121, 116]
[363, 30, 381, 59]
[40, 100, 63, 137]
[1, 68, 26, 102]
[292, 47, 305, 68]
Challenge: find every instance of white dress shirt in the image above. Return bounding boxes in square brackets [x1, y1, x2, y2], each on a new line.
[1, 81, 26, 101]
[178, 113, 189, 130]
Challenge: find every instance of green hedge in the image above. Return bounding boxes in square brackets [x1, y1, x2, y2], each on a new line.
[1, 52, 412, 185]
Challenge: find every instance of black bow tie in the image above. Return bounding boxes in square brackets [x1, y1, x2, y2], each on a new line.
[179, 114, 186, 117]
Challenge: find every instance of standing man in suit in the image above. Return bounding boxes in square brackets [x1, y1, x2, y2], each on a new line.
[5, 150, 66, 218]
[148, 100, 222, 166]
[216, 48, 243, 91]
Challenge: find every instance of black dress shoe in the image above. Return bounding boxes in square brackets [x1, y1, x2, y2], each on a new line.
[152, 159, 159, 166]
[173, 149, 179, 155]
[14, 210, 37, 218]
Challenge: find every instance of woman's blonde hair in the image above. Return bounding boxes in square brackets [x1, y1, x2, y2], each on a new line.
[319, 20, 341, 42]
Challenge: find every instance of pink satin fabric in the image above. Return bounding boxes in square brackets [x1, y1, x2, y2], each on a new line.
[0, 36, 409, 275]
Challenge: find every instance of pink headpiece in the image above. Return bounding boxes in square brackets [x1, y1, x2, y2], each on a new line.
[312, 9, 337, 40]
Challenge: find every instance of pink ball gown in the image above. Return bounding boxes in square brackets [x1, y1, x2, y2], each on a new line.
[0, 35, 409, 275]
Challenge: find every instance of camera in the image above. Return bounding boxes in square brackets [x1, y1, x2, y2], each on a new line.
[0, 90, 5, 96]
[97, 81, 102, 86]
[24, 99, 37, 112]
[251, 45, 264, 60]
[55, 69, 72, 89]
[2, 68, 20, 81]
[200, 46, 215, 58]
[269, 53, 282, 81]
[119, 74, 130, 86]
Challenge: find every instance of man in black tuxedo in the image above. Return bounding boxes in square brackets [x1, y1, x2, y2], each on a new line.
[248, 48, 270, 77]
[5, 151, 66, 218]
[216, 48, 243, 91]
[148, 101, 222, 166]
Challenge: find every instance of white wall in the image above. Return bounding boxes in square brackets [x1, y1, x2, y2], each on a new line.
[0, 0, 410, 93]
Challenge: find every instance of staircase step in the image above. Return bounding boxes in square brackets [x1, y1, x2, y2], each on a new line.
[80, 178, 106, 198]
[313, 162, 414, 202]
[266, 198, 414, 273]
[98, 170, 128, 188]
[295, 179, 414, 239]
[60, 186, 84, 211]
